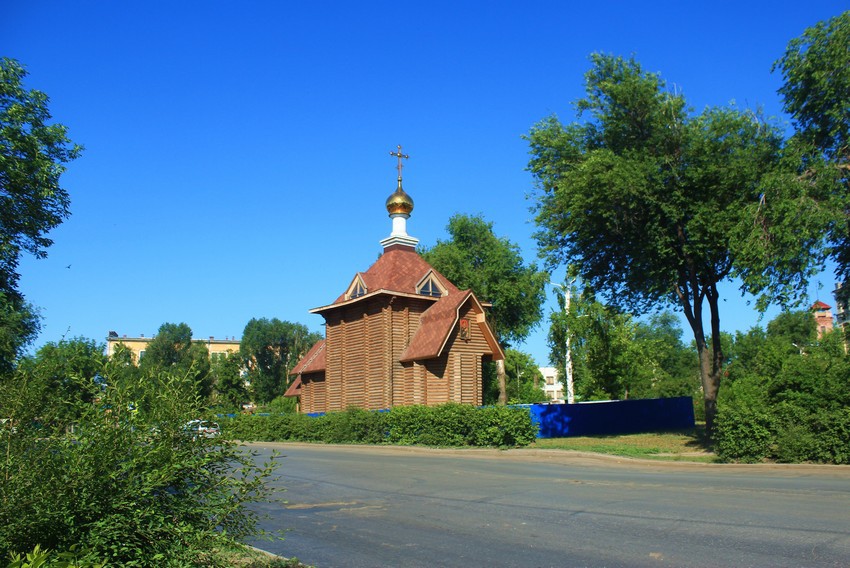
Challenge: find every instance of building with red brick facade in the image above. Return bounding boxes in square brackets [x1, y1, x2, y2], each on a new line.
[285, 154, 504, 413]
[811, 300, 834, 339]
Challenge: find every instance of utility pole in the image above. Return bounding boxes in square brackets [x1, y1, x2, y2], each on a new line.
[552, 279, 576, 404]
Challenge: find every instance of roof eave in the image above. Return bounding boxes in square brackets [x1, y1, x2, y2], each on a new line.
[310, 289, 438, 314]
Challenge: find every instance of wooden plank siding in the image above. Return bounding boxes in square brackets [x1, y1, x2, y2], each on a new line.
[302, 374, 327, 414]
[301, 293, 495, 413]
[366, 301, 386, 410]
[424, 356, 449, 405]
[438, 302, 489, 406]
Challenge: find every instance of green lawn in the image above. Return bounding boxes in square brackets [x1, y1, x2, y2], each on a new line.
[530, 428, 716, 462]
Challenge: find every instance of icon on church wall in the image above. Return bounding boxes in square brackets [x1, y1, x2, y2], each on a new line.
[459, 318, 470, 340]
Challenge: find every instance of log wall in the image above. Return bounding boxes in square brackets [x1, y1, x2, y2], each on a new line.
[303, 295, 494, 413]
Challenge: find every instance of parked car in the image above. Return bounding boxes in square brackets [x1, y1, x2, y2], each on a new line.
[183, 420, 220, 440]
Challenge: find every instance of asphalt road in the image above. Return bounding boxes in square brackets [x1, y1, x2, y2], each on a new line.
[245, 443, 850, 568]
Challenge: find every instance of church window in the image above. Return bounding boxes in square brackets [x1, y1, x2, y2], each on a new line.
[417, 273, 445, 297]
[346, 275, 368, 300]
[351, 280, 367, 298]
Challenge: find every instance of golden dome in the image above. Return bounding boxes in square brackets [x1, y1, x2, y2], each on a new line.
[385, 181, 414, 216]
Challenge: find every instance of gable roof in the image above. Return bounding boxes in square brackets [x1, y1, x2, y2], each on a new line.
[289, 339, 326, 376]
[401, 291, 504, 362]
[400, 290, 470, 361]
[283, 376, 301, 397]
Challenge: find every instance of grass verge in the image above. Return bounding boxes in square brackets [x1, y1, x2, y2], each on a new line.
[530, 427, 717, 462]
[215, 544, 313, 567]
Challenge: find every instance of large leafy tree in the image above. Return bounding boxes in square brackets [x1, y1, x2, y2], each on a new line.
[420, 214, 547, 404]
[526, 54, 826, 434]
[773, 12, 850, 293]
[240, 317, 321, 404]
[503, 348, 546, 404]
[210, 351, 247, 410]
[634, 312, 700, 399]
[550, 284, 697, 402]
[13, 337, 105, 421]
[139, 322, 212, 399]
[0, 58, 81, 371]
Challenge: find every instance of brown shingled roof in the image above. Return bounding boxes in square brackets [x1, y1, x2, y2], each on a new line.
[289, 339, 326, 376]
[401, 291, 471, 361]
[401, 291, 504, 362]
[283, 376, 301, 397]
[333, 247, 459, 304]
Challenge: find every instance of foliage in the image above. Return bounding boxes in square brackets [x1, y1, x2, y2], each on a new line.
[421, 214, 547, 404]
[715, 311, 850, 463]
[549, 285, 699, 402]
[774, 12, 850, 300]
[14, 337, 105, 421]
[5, 544, 104, 568]
[0, 58, 81, 371]
[320, 407, 388, 445]
[240, 319, 321, 404]
[714, 404, 777, 463]
[264, 394, 299, 414]
[526, 53, 828, 434]
[224, 403, 538, 448]
[0, 294, 39, 376]
[633, 312, 701, 398]
[481, 360, 498, 405]
[775, 11, 850, 164]
[211, 351, 248, 410]
[0, 351, 278, 566]
[471, 405, 538, 447]
[420, 214, 547, 348]
[504, 349, 546, 404]
[139, 322, 213, 400]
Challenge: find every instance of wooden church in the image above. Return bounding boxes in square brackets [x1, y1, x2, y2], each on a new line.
[285, 148, 504, 413]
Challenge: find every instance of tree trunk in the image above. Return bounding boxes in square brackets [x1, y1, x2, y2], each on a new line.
[496, 358, 507, 405]
[696, 341, 719, 434]
[676, 271, 723, 439]
[705, 284, 724, 436]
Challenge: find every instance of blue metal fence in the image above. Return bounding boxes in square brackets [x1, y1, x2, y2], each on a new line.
[526, 396, 695, 438]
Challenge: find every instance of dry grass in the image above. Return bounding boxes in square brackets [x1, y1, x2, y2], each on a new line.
[530, 427, 716, 462]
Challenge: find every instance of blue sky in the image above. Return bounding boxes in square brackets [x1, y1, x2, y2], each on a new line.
[3, 1, 845, 365]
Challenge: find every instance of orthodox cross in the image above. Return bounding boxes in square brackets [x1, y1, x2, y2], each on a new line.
[389, 145, 409, 180]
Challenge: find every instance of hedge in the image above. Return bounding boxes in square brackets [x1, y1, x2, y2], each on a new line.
[223, 403, 537, 448]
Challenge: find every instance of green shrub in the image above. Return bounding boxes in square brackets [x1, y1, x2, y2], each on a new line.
[321, 407, 386, 444]
[773, 405, 850, 464]
[474, 405, 538, 447]
[818, 409, 850, 465]
[384, 405, 429, 445]
[0, 365, 277, 567]
[5, 544, 105, 568]
[714, 404, 776, 463]
[716, 401, 850, 465]
[224, 403, 537, 448]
